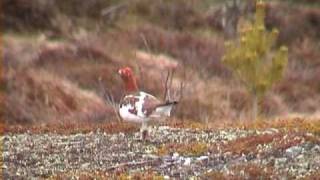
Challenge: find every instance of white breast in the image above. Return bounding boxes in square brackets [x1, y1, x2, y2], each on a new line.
[119, 92, 150, 123]
[119, 104, 145, 123]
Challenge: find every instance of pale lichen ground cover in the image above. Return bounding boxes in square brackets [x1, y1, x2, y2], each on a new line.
[3, 126, 320, 179]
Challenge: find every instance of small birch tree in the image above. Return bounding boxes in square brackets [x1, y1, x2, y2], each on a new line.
[222, 1, 288, 120]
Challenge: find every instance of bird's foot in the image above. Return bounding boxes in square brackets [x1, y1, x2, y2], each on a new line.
[142, 129, 149, 140]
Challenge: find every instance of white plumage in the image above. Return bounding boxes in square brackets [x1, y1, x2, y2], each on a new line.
[117, 67, 178, 140]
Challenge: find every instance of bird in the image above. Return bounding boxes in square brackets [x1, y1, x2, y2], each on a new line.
[118, 67, 178, 140]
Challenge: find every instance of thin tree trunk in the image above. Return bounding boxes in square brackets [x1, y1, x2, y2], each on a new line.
[252, 93, 258, 121]
[223, 0, 241, 39]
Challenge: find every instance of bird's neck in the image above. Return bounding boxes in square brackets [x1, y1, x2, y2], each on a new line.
[124, 76, 139, 93]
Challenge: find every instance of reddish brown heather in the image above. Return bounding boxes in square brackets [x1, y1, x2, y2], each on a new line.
[129, 25, 227, 77]
[230, 163, 274, 180]
[51, 169, 163, 180]
[211, 133, 283, 155]
[4, 115, 320, 136]
[203, 163, 274, 180]
[157, 142, 209, 156]
[222, 118, 320, 136]
[5, 69, 113, 124]
[265, 2, 320, 45]
[303, 171, 320, 180]
[208, 129, 320, 160]
[269, 133, 304, 153]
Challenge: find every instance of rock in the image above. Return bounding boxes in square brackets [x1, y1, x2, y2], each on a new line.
[285, 146, 302, 158]
[183, 157, 192, 166]
[173, 152, 180, 160]
[275, 158, 287, 169]
[158, 126, 170, 131]
[81, 162, 90, 169]
[311, 145, 320, 153]
[196, 156, 209, 164]
[296, 154, 304, 160]
[3, 151, 10, 158]
[263, 128, 279, 135]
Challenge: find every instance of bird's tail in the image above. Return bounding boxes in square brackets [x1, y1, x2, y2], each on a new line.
[155, 101, 178, 117]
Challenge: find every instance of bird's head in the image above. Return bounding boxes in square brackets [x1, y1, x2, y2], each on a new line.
[118, 67, 133, 80]
[118, 67, 138, 92]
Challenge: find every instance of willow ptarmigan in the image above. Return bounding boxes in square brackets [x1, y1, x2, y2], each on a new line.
[118, 67, 178, 139]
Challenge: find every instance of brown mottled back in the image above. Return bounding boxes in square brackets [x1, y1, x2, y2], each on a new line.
[141, 95, 161, 116]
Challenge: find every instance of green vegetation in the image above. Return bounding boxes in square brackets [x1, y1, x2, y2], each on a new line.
[222, 1, 288, 120]
[3, 0, 320, 126]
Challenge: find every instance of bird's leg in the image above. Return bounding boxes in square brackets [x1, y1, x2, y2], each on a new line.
[140, 121, 148, 141]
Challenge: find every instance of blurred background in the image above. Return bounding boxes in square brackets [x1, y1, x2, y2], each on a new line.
[2, 0, 320, 127]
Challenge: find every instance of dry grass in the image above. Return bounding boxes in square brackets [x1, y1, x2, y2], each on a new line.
[266, 2, 320, 45]
[276, 38, 320, 113]
[165, 117, 320, 136]
[241, 117, 320, 135]
[5, 68, 113, 124]
[129, 25, 226, 77]
[4, 30, 256, 123]
[131, 0, 206, 31]
[2, 0, 123, 32]
[157, 142, 209, 157]
[3, 35, 124, 125]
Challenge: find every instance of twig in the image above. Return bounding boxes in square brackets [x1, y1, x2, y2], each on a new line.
[178, 80, 185, 102]
[163, 70, 171, 101]
[138, 65, 145, 91]
[168, 69, 175, 101]
[101, 2, 127, 17]
[106, 158, 162, 171]
[140, 33, 152, 53]
[98, 77, 122, 122]
[163, 67, 185, 103]
[138, 33, 154, 92]
[177, 67, 186, 121]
